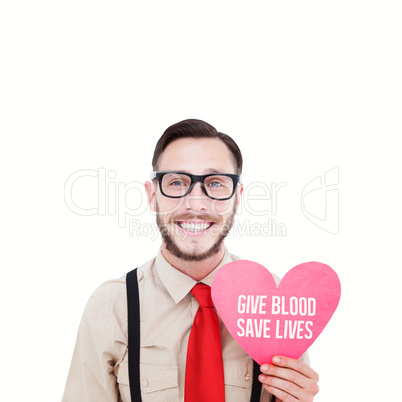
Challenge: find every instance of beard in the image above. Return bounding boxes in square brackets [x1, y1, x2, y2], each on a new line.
[155, 199, 237, 262]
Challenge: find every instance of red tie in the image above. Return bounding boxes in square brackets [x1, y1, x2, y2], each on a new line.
[185, 283, 225, 402]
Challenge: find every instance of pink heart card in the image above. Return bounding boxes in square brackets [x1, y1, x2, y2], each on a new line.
[211, 260, 341, 365]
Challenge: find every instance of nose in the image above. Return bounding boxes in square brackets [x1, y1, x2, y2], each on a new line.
[185, 182, 209, 211]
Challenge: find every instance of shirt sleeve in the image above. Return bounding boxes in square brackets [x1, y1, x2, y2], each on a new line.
[62, 295, 119, 402]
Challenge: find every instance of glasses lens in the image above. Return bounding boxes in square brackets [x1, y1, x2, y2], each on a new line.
[204, 175, 234, 199]
[161, 173, 192, 197]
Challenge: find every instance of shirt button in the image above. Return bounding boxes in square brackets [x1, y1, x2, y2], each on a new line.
[245, 373, 251, 381]
[141, 379, 149, 387]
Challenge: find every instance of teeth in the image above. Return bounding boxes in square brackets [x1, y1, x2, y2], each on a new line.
[178, 222, 212, 232]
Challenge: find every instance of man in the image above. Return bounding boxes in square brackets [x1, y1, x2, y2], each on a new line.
[62, 119, 319, 401]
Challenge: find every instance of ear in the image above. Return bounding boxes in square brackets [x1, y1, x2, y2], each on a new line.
[235, 183, 244, 207]
[144, 181, 156, 212]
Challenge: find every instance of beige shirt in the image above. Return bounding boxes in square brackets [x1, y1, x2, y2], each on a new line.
[62, 249, 309, 402]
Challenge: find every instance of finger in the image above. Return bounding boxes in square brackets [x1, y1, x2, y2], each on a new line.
[259, 373, 304, 400]
[260, 363, 309, 389]
[262, 383, 298, 402]
[271, 356, 319, 382]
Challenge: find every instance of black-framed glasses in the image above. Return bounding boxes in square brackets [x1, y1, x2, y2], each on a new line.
[151, 171, 241, 200]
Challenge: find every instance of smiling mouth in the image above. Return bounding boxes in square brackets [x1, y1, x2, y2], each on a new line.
[175, 221, 214, 232]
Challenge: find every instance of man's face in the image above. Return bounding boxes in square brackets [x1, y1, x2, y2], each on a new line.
[146, 137, 243, 262]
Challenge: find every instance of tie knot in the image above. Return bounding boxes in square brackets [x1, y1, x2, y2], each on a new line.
[191, 283, 214, 307]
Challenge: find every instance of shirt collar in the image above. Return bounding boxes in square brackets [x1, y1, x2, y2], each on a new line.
[155, 247, 233, 304]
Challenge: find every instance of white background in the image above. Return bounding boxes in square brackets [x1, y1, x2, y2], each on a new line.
[1, 1, 401, 401]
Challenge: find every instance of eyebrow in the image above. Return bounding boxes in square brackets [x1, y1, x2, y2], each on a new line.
[169, 168, 230, 175]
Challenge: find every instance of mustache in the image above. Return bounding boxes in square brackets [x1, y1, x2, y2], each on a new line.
[169, 213, 223, 224]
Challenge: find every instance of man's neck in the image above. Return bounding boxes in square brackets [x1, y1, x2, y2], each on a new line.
[161, 244, 226, 281]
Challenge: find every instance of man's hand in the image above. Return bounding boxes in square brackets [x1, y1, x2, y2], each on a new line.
[259, 356, 319, 401]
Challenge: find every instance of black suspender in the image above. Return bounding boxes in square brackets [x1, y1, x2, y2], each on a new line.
[126, 268, 142, 402]
[251, 361, 262, 402]
[126, 267, 264, 402]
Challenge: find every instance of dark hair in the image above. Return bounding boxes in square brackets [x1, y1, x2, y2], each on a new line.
[152, 119, 243, 174]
